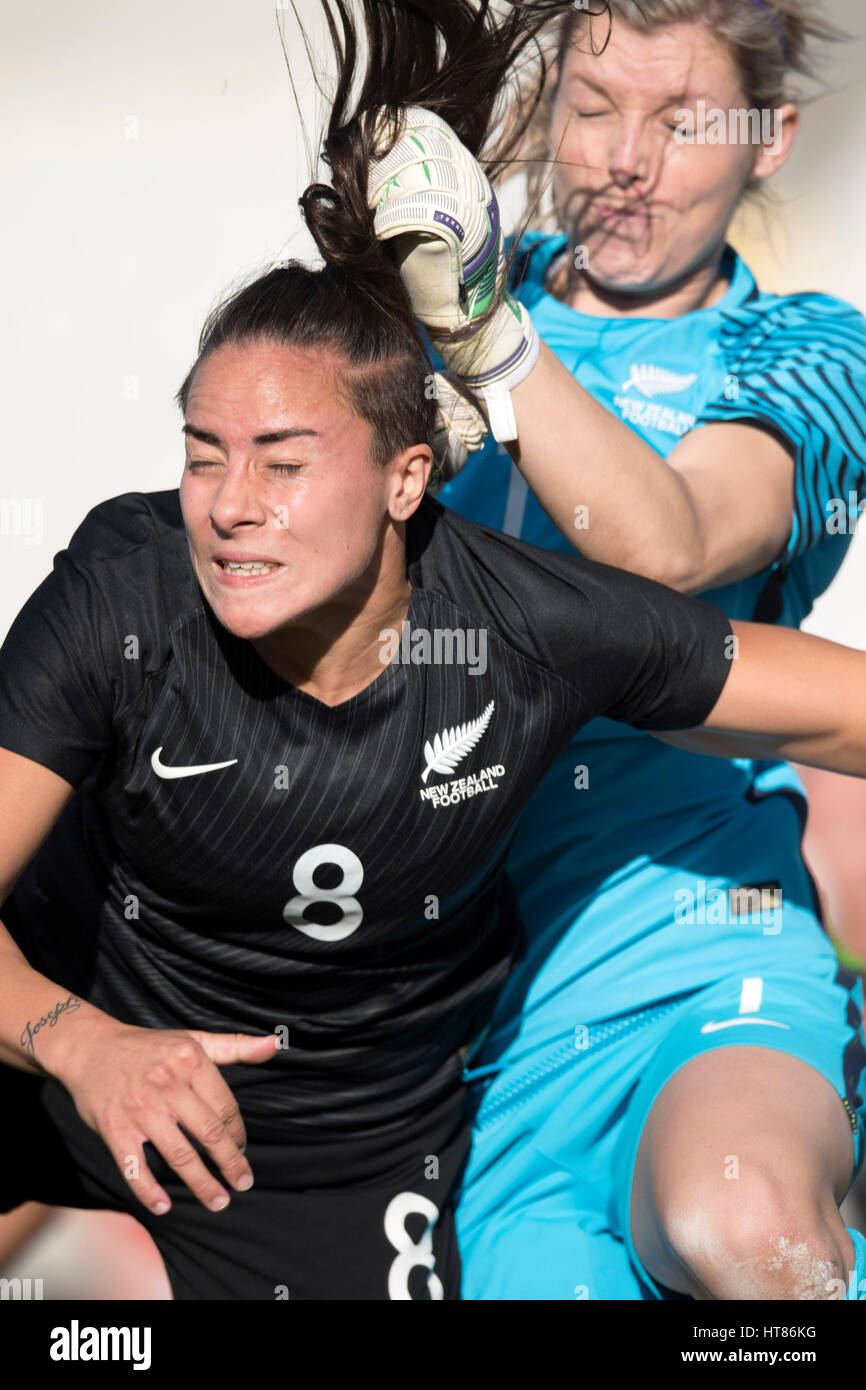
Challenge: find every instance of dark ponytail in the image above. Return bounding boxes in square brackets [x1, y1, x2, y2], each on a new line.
[177, 3, 592, 465]
[291, 1, 602, 316]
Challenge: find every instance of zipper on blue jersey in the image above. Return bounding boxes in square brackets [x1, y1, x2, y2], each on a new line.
[464, 995, 693, 1133]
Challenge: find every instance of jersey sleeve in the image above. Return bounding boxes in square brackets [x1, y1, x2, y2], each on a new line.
[525, 548, 734, 731]
[694, 295, 866, 563]
[0, 497, 151, 786]
[424, 502, 735, 732]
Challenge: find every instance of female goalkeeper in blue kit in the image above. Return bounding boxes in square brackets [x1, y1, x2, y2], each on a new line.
[355, 0, 866, 1300]
[0, 0, 864, 1300]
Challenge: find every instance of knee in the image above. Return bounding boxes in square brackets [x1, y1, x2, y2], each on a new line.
[658, 1162, 852, 1300]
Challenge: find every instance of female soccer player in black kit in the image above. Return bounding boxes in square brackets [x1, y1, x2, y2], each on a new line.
[1, 5, 865, 1300]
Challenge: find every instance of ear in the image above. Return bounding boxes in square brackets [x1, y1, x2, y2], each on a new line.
[386, 442, 432, 522]
[752, 101, 799, 181]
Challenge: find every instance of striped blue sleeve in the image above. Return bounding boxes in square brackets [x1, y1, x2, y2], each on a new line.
[695, 294, 866, 563]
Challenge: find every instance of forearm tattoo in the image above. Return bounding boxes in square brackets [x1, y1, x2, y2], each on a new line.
[19, 994, 82, 1062]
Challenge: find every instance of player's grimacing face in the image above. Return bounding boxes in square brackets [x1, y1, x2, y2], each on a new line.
[549, 20, 772, 293]
[179, 341, 402, 641]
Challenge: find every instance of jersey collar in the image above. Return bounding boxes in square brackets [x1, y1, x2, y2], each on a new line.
[525, 232, 758, 323]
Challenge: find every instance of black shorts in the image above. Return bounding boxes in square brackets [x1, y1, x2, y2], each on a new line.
[0, 1065, 471, 1300]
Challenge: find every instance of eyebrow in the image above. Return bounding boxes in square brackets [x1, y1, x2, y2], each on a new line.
[565, 74, 693, 106]
[565, 75, 611, 96]
[182, 424, 320, 447]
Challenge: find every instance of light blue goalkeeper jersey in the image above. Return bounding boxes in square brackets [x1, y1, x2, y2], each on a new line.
[438, 231, 866, 1062]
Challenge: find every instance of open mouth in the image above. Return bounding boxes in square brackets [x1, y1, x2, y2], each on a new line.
[213, 559, 284, 585]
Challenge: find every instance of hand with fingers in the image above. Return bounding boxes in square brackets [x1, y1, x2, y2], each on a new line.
[50, 1019, 279, 1217]
[367, 105, 540, 448]
[428, 370, 492, 493]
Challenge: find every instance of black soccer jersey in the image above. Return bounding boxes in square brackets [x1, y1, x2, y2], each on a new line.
[0, 490, 733, 1141]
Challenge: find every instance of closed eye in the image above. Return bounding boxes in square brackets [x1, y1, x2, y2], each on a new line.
[185, 460, 303, 475]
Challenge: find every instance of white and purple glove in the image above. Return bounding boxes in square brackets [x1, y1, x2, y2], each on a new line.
[367, 105, 539, 449]
[428, 370, 491, 494]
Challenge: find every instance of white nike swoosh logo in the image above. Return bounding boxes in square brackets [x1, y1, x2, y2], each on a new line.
[150, 746, 238, 780]
[700, 1018, 790, 1034]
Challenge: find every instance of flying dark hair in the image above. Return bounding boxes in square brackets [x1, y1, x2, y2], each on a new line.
[177, 0, 846, 454]
[176, 1, 586, 465]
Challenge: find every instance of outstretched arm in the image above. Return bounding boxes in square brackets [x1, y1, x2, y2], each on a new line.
[655, 620, 866, 775]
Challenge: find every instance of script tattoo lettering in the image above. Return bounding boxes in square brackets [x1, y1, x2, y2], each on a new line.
[19, 994, 82, 1061]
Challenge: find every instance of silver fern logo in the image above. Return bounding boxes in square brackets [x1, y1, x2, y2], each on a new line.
[621, 364, 698, 398]
[421, 701, 495, 784]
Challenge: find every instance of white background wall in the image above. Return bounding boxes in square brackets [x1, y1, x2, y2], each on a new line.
[2, 0, 865, 641]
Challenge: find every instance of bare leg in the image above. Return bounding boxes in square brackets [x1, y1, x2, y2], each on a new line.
[0, 1203, 56, 1269]
[630, 1047, 857, 1300]
[797, 765, 866, 970]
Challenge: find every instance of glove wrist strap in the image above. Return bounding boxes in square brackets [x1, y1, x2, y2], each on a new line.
[431, 302, 540, 442]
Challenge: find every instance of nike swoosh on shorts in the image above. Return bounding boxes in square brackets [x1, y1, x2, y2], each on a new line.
[700, 1018, 790, 1034]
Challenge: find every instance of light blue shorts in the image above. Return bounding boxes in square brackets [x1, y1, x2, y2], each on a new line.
[455, 777, 866, 1303]
[456, 957, 866, 1299]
